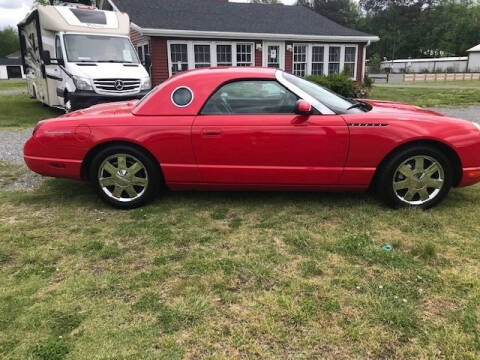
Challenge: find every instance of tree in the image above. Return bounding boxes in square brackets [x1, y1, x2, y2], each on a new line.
[298, 0, 360, 27]
[0, 27, 19, 57]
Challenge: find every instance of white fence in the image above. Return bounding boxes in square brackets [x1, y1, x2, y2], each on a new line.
[403, 73, 480, 82]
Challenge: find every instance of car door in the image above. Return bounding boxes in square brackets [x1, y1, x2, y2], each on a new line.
[191, 80, 349, 186]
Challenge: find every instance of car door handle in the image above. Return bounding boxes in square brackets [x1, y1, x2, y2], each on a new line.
[202, 129, 222, 137]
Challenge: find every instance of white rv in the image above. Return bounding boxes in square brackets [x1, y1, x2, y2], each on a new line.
[18, 3, 151, 111]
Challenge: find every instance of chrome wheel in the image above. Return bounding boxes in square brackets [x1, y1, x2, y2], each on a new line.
[98, 154, 149, 203]
[393, 155, 445, 206]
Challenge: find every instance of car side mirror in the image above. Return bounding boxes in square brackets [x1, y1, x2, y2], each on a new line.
[42, 50, 51, 65]
[295, 100, 312, 116]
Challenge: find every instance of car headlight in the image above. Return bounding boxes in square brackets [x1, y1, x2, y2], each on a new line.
[473, 122, 480, 132]
[72, 76, 93, 91]
[140, 77, 151, 91]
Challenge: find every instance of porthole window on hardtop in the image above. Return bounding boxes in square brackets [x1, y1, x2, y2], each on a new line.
[171, 87, 194, 107]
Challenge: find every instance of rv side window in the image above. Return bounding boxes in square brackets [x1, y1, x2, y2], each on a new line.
[55, 36, 63, 61]
[29, 33, 37, 51]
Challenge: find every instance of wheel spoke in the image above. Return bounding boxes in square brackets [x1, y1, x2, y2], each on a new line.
[424, 163, 440, 178]
[425, 178, 443, 189]
[117, 155, 127, 170]
[128, 162, 143, 175]
[131, 176, 147, 186]
[418, 188, 430, 201]
[112, 186, 123, 198]
[102, 161, 117, 176]
[398, 164, 414, 179]
[404, 189, 417, 201]
[99, 177, 116, 187]
[125, 186, 138, 198]
[393, 179, 409, 190]
[414, 156, 425, 172]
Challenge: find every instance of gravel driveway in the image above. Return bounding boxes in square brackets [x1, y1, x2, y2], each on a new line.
[0, 128, 44, 190]
[0, 105, 479, 191]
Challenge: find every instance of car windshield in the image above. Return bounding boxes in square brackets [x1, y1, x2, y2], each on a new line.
[64, 34, 139, 63]
[281, 72, 366, 113]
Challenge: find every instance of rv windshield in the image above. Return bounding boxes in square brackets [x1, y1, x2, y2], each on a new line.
[64, 34, 139, 64]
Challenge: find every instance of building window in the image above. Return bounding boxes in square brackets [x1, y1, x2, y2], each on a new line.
[137, 43, 149, 65]
[328, 46, 341, 74]
[217, 44, 232, 66]
[344, 46, 356, 77]
[311, 46, 324, 75]
[236, 43, 253, 67]
[293, 44, 307, 77]
[194, 44, 211, 68]
[170, 43, 188, 75]
[168, 41, 254, 76]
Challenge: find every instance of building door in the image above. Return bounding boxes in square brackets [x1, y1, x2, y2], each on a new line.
[263, 42, 285, 70]
[6, 66, 22, 79]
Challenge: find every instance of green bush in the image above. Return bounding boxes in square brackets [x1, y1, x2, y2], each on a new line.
[305, 73, 356, 98]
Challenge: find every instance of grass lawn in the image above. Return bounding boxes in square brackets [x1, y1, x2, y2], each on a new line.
[0, 80, 27, 91]
[1, 178, 480, 359]
[0, 94, 63, 128]
[370, 86, 480, 107]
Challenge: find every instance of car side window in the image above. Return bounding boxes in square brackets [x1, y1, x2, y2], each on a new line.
[55, 36, 63, 61]
[201, 80, 298, 115]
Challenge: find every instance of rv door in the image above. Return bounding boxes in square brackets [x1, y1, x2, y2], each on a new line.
[44, 35, 66, 107]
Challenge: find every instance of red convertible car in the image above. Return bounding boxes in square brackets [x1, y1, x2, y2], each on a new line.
[24, 67, 480, 209]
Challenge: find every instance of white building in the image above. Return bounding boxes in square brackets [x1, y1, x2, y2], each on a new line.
[467, 44, 480, 72]
[380, 57, 468, 73]
[0, 52, 25, 80]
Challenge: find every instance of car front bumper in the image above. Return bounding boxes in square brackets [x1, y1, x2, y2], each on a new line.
[70, 90, 150, 110]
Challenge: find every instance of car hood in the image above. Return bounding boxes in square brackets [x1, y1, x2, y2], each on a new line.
[361, 99, 444, 117]
[69, 63, 149, 80]
[60, 100, 139, 118]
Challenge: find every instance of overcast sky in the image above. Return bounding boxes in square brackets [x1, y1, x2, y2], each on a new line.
[0, 0, 302, 30]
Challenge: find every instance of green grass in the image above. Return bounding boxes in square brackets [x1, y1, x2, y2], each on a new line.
[370, 86, 480, 107]
[1, 176, 480, 359]
[0, 94, 63, 128]
[0, 80, 27, 91]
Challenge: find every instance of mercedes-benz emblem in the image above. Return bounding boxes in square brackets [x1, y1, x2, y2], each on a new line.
[114, 80, 124, 91]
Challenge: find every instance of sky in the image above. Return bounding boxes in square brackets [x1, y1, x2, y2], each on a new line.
[0, 0, 301, 30]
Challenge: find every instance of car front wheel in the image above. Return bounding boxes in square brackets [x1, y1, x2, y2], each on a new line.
[377, 145, 453, 209]
[90, 145, 161, 209]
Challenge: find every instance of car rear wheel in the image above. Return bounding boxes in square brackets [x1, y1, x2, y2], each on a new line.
[377, 145, 452, 209]
[90, 145, 161, 209]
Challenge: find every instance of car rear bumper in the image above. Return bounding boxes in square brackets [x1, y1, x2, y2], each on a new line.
[24, 155, 82, 180]
[458, 167, 480, 187]
[70, 90, 150, 110]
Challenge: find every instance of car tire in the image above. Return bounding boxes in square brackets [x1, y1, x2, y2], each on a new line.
[89, 145, 161, 209]
[377, 145, 453, 209]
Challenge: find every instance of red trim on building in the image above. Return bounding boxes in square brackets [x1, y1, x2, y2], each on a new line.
[150, 37, 169, 85]
[285, 41, 293, 73]
[130, 27, 148, 47]
[255, 41, 262, 67]
[356, 44, 364, 82]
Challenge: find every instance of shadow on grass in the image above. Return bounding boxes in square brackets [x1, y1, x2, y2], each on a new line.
[7, 177, 383, 211]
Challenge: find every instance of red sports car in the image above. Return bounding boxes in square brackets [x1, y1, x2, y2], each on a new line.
[24, 67, 480, 209]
